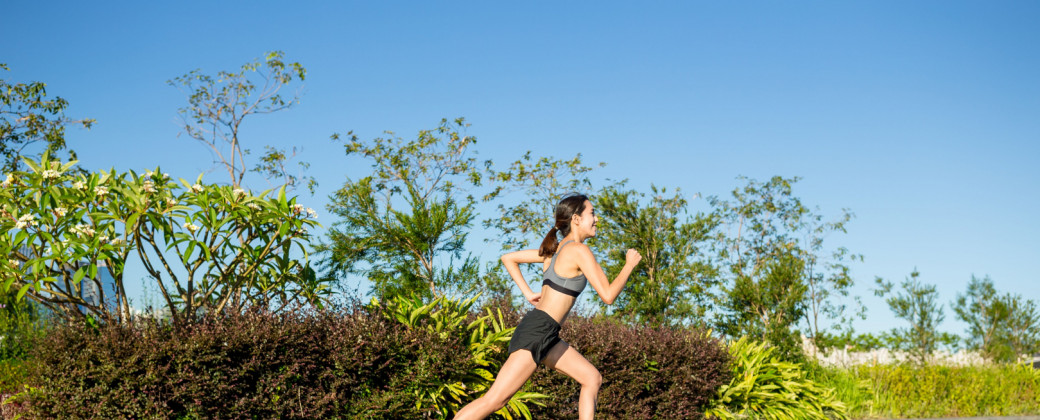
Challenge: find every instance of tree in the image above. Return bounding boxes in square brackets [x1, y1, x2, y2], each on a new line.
[482, 152, 604, 252]
[591, 182, 718, 327]
[0, 153, 327, 327]
[168, 51, 315, 193]
[1002, 295, 1040, 361]
[0, 63, 94, 172]
[320, 118, 482, 300]
[800, 210, 864, 351]
[953, 275, 1040, 362]
[874, 269, 956, 363]
[952, 275, 1003, 359]
[709, 176, 846, 359]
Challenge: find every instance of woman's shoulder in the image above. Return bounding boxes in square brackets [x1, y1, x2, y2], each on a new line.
[557, 241, 593, 259]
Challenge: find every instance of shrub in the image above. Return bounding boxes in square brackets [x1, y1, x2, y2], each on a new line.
[706, 336, 849, 420]
[850, 362, 1040, 418]
[20, 302, 732, 419]
[526, 315, 731, 419]
[25, 306, 462, 418]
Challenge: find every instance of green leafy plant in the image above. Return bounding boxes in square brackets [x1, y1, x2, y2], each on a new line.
[379, 294, 546, 419]
[707, 336, 848, 420]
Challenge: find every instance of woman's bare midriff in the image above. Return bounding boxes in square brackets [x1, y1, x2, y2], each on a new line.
[536, 289, 576, 324]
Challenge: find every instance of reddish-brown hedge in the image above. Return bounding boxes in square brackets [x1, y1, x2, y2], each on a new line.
[23, 305, 728, 419]
[526, 316, 731, 419]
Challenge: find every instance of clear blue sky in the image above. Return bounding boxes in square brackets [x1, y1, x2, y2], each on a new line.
[4, 1, 1038, 336]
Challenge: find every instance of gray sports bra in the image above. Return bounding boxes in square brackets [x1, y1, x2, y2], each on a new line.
[542, 240, 588, 297]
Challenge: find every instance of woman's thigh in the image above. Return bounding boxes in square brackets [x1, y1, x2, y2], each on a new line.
[484, 349, 539, 400]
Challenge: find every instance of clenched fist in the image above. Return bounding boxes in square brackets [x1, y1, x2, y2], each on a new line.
[625, 249, 642, 266]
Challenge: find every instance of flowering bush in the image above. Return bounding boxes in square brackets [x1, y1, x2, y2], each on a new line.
[0, 154, 328, 326]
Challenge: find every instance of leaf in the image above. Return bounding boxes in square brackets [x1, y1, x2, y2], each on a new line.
[16, 283, 32, 301]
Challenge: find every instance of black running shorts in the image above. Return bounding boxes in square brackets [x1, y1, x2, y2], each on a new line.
[508, 309, 565, 364]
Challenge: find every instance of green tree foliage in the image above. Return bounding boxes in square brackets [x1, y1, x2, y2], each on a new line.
[801, 210, 864, 350]
[709, 176, 861, 359]
[874, 269, 957, 363]
[591, 182, 718, 327]
[482, 152, 604, 252]
[710, 176, 802, 358]
[168, 51, 315, 193]
[321, 118, 482, 300]
[953, 275, 1040, 362]
[0, 154, 326, 327]
[0, 63, 94, 172]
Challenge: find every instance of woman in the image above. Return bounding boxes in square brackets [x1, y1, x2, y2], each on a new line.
[454, 194, 642, 420]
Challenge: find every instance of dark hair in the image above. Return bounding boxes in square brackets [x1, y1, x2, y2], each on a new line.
[538, 193, 589, 257]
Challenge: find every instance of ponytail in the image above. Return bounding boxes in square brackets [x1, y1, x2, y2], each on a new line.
[537, 193, 589, 257]
[538, 226, 560, 257]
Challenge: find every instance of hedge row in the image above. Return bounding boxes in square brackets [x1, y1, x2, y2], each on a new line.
[18, 304, 730, 419]
[810, 362, 1040, 418]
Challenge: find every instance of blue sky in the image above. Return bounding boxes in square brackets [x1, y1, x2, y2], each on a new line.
[4, 1, 1038, 336]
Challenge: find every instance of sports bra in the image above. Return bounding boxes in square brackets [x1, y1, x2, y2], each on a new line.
[542, 240, 588, 297]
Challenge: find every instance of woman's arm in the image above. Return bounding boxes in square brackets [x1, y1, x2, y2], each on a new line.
[574, 246, 642, 305]
[501, 249, 545, 305]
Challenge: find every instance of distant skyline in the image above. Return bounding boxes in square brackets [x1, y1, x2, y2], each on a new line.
[3, 1, 1038, 337]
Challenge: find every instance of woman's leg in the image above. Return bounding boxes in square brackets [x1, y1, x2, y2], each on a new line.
[543, 342, 602, 420]
[454, 349, 539, 420]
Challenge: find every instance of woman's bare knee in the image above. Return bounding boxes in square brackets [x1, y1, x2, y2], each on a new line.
[583, 369, 602, 389]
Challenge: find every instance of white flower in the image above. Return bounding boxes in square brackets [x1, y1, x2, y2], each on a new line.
[166, 197, 177, 207]
[1, 174, 13, 188]
[98, 235, 110, 244]
[14, 214, 36, 229]
[70, 224, 96, 237]
[306, 208, 317, 218]
[191, 184, 204, 193]
[54, 207, 68, 217]
[42, 170, 61, 180]
[291, 203, 304, 215]
[145, 169, 154, 177]
[162, 173, 170, 180]
[247, 203, 261, 211]
[94, 185, 109, 198]
[232, 188, 246, 198]
[109, 238, 124, 246]
[183, 222, 199, 233]
[142, 180, 156, 193]
[7, 259, 19, 269]
[73, 180, 87, 190]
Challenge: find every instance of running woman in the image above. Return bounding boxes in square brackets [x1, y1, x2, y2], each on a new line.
[454, 193, 642, 420]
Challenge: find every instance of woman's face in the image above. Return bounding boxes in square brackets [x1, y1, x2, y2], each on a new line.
[573, 200, 597, 238]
